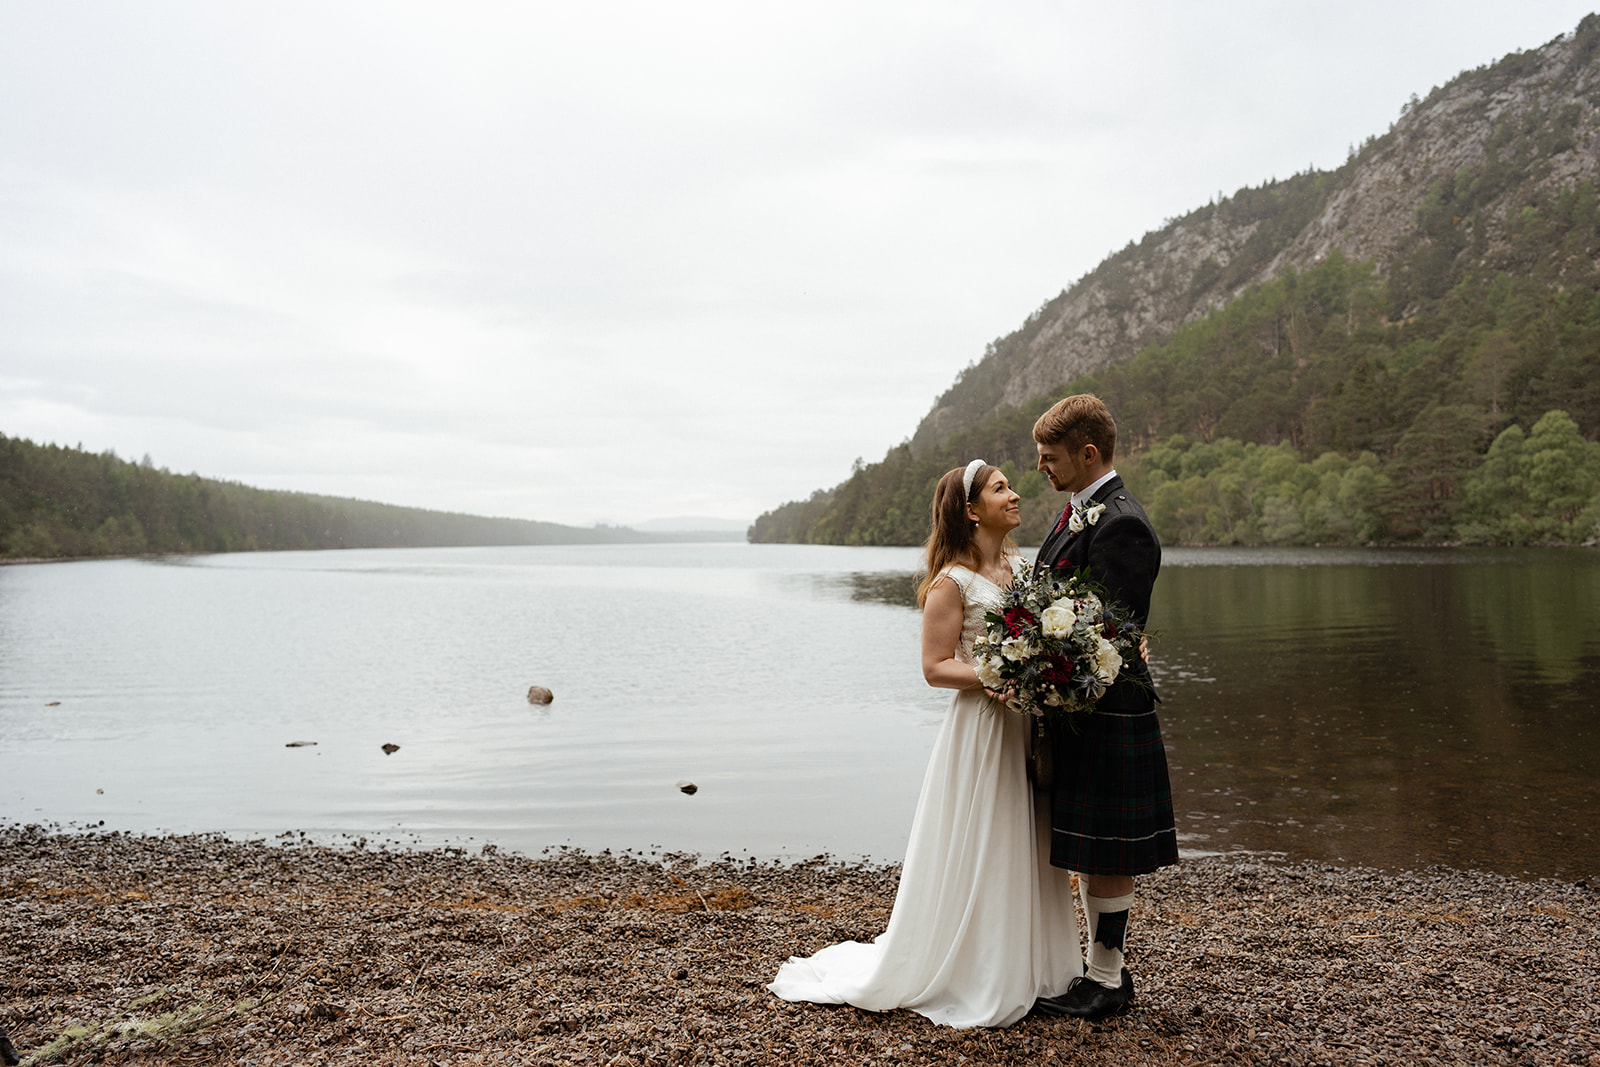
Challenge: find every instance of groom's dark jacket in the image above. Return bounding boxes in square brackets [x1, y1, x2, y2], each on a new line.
[1032, 473, 1160, 711]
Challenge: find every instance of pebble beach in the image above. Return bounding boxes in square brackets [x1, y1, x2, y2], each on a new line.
[2, 826, 1596, 1067]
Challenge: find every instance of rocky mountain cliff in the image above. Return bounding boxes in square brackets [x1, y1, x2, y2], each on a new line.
[911, 15, 1600, 454]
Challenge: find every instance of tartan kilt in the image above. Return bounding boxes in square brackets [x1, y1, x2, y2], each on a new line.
[1047, 705, 1179, 876]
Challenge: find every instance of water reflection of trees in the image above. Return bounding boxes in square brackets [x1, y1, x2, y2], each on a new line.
[1152, 551, 1600, 877]
[1461, 550, 1600, 685]
[845, 571, 918, 609]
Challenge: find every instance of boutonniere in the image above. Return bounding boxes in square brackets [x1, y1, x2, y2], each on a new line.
[1067, 500, 1106, 534]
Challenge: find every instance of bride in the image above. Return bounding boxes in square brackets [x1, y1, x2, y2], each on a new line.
[768, 459, 1081, 1028]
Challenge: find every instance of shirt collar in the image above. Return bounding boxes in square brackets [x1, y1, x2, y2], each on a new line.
[1072, 469, 1118, 509]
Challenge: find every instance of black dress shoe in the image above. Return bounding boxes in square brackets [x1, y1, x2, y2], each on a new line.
[1035, 968, 1133, 1021]
[1030, 990, 1076, 1017]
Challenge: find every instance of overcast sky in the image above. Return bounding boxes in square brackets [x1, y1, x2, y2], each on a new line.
[2, 2, 1594, 527]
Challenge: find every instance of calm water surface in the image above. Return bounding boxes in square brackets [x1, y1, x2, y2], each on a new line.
[2, 543, 1595, 880]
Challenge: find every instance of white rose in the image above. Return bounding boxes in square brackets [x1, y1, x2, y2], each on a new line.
[1092, 638, 1122, 684]
[975, 656, 1005, 689]
[1001, 636, 1036, 662]
[1040, 601, 1077, 637]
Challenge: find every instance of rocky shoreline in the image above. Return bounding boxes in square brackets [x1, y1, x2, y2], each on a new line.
[2, 827, 1595, 1066]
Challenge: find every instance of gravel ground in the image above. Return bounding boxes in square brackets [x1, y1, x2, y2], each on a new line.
[2, 826, 1596, 1067]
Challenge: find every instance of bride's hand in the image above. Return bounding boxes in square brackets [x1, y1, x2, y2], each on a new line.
[1139, 635, 1150, 664]
[981, 686, 1015, 704]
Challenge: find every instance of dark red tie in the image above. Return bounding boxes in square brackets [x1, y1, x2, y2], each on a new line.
[1051, 502, 1073, 535]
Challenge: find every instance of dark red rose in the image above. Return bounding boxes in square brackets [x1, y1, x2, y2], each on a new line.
[1003, 607, 1036, 638]
[1039, 655, 1073, 685]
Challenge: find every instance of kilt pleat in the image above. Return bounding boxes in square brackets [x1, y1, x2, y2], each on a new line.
[1048, 707, 1179, 876]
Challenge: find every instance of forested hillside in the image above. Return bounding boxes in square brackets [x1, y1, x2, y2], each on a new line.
[753, 14, 1600, 548]
[0, 436, 673, 560]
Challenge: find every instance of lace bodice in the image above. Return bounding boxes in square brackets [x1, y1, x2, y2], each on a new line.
[938, 556, 1025, 663]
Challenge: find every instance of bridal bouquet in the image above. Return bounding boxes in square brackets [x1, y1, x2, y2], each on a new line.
[971, 567, 1145, 721]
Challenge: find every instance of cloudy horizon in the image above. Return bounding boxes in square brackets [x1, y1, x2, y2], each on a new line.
[3, 2, 1594, 527]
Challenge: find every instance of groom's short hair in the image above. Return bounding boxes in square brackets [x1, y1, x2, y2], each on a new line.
[1033, 394, 1117, 462]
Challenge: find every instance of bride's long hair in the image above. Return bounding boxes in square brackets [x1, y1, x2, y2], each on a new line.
[915, 462, 1014, 608]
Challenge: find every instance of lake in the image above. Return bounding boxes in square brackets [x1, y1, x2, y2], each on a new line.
[2, 543, 1596, 881]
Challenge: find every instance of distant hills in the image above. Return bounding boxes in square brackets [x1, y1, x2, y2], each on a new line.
[753, 14, 1600, 547]
[0, 434, 738, 561]
[629, 516, 750, 534]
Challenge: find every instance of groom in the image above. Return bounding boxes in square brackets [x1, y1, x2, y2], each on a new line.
[1030, 394, 1178, 1021]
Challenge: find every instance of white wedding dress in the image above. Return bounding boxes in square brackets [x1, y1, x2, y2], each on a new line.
[768, 561, 1081, 1028]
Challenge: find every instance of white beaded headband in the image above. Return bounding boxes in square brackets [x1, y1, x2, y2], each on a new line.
[962, 458, 987, 499]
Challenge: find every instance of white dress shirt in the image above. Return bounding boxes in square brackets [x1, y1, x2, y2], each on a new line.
[1072, 469, 1119, 510]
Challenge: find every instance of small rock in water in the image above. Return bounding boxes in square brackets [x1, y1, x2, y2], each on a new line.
[527, 685, 554, 705]
[381, 743, 400, 755]
[676, 780, 698, 795]
[285, 740, 318, 748]
[45, 701, 61, 707]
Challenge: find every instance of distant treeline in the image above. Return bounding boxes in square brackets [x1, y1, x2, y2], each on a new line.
[0, 435, 707, 560]
[753, 409, 1600, 550]
[753, 223, 1600, 547]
